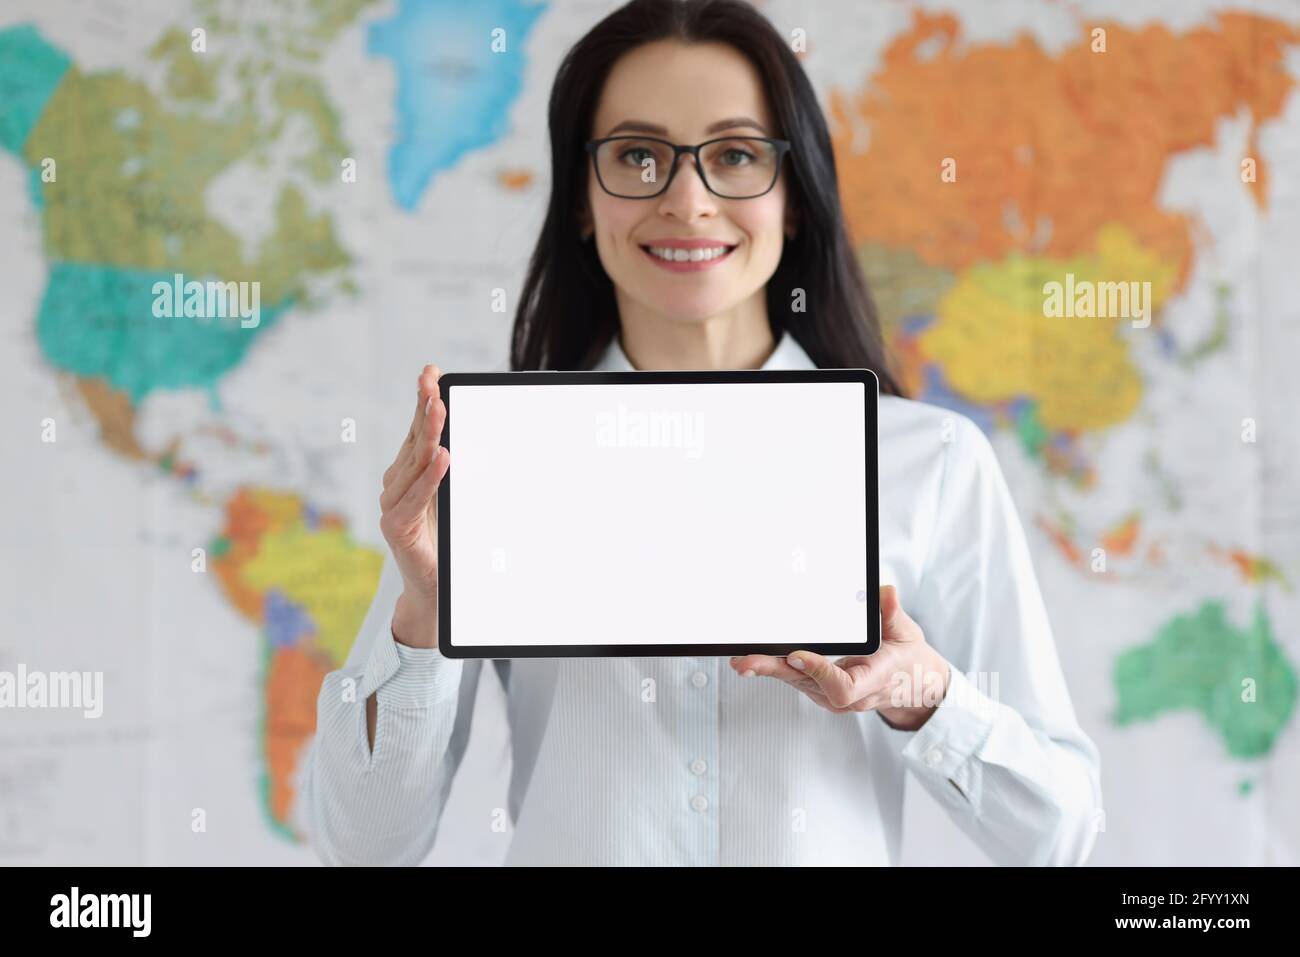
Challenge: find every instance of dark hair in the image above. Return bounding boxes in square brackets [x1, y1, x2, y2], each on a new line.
[510, 0, 906, 397]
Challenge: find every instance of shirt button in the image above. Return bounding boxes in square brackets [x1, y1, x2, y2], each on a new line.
[690, 671, 708, 688]
[690, 794, 709, 812]
[689, 758, 708, 775]
[925, 747, 945, 767]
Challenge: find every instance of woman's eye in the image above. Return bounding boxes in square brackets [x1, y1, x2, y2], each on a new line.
[720, 148, 755, 165]
[620, 148, 652, 165]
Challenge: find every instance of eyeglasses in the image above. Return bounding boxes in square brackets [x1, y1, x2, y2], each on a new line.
[585, 135, 792, 199]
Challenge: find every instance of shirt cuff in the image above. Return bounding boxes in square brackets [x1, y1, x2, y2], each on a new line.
[359, 627, 463, 709]
[878, 666, 1000, 803]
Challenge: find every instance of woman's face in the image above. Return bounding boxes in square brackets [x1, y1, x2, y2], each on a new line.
[584, 40, 792, 324]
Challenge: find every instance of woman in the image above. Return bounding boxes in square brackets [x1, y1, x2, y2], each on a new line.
[301, 0, 1102, 866]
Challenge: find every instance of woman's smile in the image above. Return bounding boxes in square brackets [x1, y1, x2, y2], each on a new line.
[638, 238, 739, 272]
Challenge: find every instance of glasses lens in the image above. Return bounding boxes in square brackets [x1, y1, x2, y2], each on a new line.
[595, 138, 676, 197]
[699, 138, 780, 198]
[595, 138, 780, 198]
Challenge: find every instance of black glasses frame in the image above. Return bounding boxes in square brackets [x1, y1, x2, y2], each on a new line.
[585, 135, 793, 199]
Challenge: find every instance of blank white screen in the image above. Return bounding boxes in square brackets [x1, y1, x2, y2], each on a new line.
[448, 380, 868, 648]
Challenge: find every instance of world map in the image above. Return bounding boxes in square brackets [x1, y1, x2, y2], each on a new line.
[1, 0, 1296, 865]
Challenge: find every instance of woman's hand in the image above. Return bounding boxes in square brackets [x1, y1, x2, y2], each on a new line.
[728, 585, 951, 730]
[379, 364, 451, 649]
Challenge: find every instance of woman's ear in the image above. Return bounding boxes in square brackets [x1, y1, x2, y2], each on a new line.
[784, 201, 799, 240]
[577, 204, 593, 241]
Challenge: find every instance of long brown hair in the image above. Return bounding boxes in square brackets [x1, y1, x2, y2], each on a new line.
[510, 0, 906, 396]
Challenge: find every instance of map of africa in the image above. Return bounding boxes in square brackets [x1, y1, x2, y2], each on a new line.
[0, 0, 1296, 865]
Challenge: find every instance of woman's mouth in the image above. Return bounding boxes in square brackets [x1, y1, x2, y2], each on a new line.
[639, 243, 738, 272]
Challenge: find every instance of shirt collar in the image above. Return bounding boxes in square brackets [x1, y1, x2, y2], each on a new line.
[592, 328, 816, 371]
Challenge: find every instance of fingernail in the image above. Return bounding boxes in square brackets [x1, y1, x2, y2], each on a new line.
[787, 655, 806, 671]
[424, 396, 433, 416]
[741, 669, 755, 678]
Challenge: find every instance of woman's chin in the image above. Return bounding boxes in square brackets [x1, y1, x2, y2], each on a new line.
[643, 292, 739, 323]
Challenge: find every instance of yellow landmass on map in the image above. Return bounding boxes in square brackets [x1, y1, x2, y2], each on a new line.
[237, 523, 382, 667]
[920, 224, 1176, 432]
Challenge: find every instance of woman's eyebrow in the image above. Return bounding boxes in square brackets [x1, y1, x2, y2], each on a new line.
[604, 116, 770, 136]
[705, 116, 769, 135]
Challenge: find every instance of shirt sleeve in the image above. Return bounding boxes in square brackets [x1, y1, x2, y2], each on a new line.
[877, 412, 1104, 866]
[295, 545, 482, 866]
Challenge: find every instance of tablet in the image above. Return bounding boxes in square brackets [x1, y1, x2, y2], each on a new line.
[436, 365, 879, 658]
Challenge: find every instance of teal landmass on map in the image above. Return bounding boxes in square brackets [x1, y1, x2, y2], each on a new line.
[1114, 599, 1297, 759]
[0, 23, 354, 410]
[36, 263, 288, 403]
[368, 0, 546, 209]
[1, 10, 379, 845]
[0, 24, 70, 153]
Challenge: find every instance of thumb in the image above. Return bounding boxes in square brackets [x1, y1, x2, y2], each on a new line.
[879, 584, 919, 641]
[786, 651, 858, 706]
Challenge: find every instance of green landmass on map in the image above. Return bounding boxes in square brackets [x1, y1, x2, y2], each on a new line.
[1114, 599, 1297, 759]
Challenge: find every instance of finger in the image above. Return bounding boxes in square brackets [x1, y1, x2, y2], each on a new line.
[730, 660, 866, 715]
[802, 687, 867, 713]
[784, 651, 872, 709]
[730, 653, 871, 671]
[384, 365, 443, 487]
[383, 393, 434, 506]
[385, 387, 436, 488]
[788, 673, 894, 714]
[729, 654, 823, 695]
[398, 364, 442, 455]
[879, 584, 922, 641]
[408, 364, 442, 443]
[386, 444, 450, 535]
[382, 391, 447, 511]
[729, 653, 795, 678]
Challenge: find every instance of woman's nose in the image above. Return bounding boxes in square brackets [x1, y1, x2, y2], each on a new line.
[656, 153, 717, 220]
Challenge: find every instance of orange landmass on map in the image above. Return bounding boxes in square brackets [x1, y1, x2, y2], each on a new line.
[831, 12, 1300, 289]
[1208, 543, 1291, 588]
[212, 488, 277, 619]
[496, 168, 534, 190]
[212, 487, 307, 620]
[1036, 514, 1084, 567]
[265, 644, 330, 827]
[72, 375, 148, 460]
[1101, 514, 1141, 556]
[208, 486, 380, 833]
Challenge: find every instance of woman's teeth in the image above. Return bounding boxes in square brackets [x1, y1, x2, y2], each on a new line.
[643, 245, 733, 262]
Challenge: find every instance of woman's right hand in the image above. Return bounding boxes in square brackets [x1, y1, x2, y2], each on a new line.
[379, 364, 452, 648]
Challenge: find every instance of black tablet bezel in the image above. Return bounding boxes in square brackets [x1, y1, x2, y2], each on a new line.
[436, 367, 880, 659]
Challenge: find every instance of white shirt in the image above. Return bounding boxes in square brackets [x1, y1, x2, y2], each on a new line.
[299, 331, 1103, 866]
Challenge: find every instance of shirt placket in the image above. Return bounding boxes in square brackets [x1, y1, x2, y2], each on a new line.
[681, 655, 719, 865]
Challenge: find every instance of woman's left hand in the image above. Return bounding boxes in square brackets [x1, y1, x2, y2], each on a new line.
[729, 584, 952, 731]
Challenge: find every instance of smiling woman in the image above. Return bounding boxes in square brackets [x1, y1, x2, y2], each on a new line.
[301, 0, 1103, 869]
[509, 0, 907, 384]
